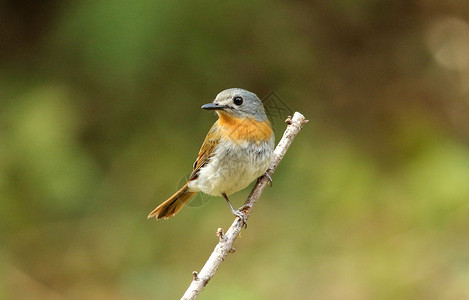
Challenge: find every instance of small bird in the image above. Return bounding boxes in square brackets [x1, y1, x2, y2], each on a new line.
[148, 88, 275, 223]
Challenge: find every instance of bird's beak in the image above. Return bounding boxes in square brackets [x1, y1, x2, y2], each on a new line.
[201, 103, 227, 110]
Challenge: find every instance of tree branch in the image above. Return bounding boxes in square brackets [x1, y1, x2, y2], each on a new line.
[181, 112, 308, 300]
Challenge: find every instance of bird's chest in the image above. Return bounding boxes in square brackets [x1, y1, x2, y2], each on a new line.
[196, 138, 273, 196]
[192, 114, 274, 196]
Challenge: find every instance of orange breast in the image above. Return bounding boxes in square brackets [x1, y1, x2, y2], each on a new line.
[217, 112, 273, 144]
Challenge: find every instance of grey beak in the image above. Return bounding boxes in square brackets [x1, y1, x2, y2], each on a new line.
[201, 103, 227, 110]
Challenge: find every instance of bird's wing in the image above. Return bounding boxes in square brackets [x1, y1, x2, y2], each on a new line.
[189, 121, 221, 180]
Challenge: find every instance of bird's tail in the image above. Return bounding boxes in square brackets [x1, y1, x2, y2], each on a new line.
[147, 181, 196, 219]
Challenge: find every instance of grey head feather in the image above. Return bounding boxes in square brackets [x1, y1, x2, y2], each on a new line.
[213, 88, 268, 122]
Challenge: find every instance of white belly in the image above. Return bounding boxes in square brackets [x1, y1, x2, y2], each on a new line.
[189, 138, 274, 196]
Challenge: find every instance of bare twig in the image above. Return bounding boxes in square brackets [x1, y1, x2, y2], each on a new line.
[181, 112, 308, 300]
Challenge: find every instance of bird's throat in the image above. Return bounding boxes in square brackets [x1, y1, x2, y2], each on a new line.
[217, 112, 273, 144]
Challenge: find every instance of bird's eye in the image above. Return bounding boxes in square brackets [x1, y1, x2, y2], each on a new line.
[233, 96, 243, 105]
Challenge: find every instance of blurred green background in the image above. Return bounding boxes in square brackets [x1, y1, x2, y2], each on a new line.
[1, 1, 469, 299]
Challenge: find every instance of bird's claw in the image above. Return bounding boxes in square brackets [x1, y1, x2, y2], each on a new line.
[233, 210, 248, 229]
[264, 172, 273, 187]
[223, 192, 248, 228]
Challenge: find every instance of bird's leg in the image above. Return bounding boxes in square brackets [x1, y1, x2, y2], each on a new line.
[222, 193, 247, 228]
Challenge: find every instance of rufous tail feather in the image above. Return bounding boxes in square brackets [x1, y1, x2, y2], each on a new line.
[148, 181, 195, 219]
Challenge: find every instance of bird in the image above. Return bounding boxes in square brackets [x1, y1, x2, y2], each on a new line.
[148, 88, 275, 223]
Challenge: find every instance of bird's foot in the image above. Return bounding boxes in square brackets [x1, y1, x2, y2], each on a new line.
[263, 172, 273, 187]
[223, 193, 248, 228]
[233, 209, 248, 229]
